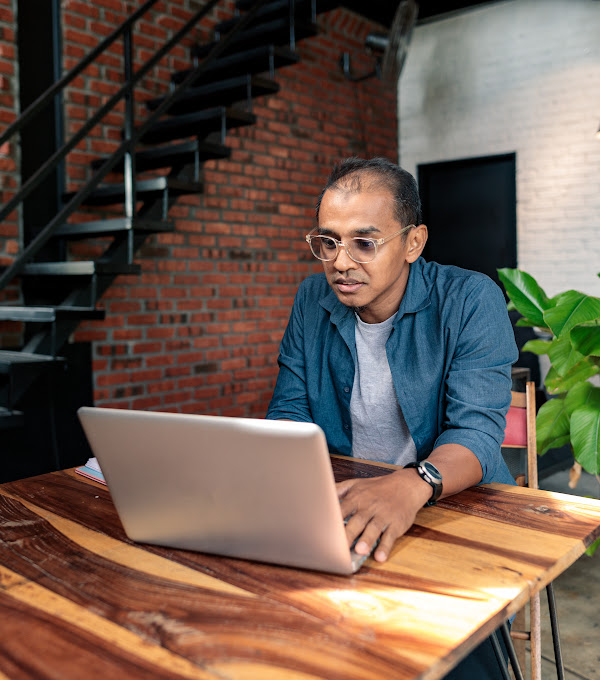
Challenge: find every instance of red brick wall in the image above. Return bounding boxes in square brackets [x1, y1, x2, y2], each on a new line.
[1, 1, 398, 417]
[0, 0, 21, 350]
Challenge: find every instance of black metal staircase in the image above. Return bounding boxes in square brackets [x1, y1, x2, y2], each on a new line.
[0, 0, 343, 479]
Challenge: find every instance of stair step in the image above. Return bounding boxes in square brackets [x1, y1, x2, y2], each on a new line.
[54, 217, 173, 238]
[193, 19, 317, 60]
[0, 351, 65, 407]
[221, 0, 331, 32]
[0, 350, 62, 374]
[221, 0, 296, 31]
[146, 75, 279, 115]
[235, 0, 340, 10]
[0, 407, 24, 430]
[91, 140, 230, 174]
[139, 106, 255, 146]
[172, 45, 299, 86]
[22, 261, 141, 277]
[64, 176, 203, 207]
[0, 305, 105, 322]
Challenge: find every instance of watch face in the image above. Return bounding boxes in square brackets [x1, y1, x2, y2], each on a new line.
[422, 461, 442, 483]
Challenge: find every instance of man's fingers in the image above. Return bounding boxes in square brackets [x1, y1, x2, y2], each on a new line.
[335, 479, 355, 499]
[373, 526, 399, 562]
[335, 472, 422, 563]
[351, 517, 388, 556]
[342, 509, 367, 546]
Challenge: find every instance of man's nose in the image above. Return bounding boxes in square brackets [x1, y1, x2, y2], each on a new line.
[333, 243, 356, 270]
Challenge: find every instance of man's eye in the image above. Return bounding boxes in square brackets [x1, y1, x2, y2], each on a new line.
[321, 237, 337, 250]
[354, 239, 376, 251]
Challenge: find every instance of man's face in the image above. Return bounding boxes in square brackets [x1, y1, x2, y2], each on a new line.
[317, 187, 417, 324]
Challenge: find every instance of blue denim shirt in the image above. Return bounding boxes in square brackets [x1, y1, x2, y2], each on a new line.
[266, 257, 518, 485]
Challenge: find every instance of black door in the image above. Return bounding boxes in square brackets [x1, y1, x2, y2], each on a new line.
[418, 153, 516, 288]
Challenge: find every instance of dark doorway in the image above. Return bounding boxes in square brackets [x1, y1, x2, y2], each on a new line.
[417, 153, 516, 288]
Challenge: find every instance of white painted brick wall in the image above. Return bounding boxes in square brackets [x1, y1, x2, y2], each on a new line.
[399, 0, 600, 297]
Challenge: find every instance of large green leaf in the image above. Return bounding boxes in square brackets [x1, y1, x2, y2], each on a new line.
[536, 397, 570, 456]
[570, 405, 600, 475]
[497, 269, 550, 328]
[515, 317, 546, 328]
[543, 291, 600, 338]
[587, 537, 600, 557]
[571, 324, 600, 357]
[544, 360, 600, 394]
[521, 339, 553, 355]
[547, 336, 585, 377]
[550, 290, 576, 305]
[565, 382, 600, 415]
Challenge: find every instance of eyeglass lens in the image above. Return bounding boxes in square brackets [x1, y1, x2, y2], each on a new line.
[310, 235, 377, 263]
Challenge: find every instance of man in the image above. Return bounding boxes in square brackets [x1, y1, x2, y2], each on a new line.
[267, 157, 517, 563]
[266, 157, 518, 679]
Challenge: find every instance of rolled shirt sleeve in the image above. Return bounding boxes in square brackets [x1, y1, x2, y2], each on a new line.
[432, 278, 518, 484]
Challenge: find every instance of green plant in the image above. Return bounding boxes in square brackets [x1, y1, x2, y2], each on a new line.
[498, 268, 600, 555]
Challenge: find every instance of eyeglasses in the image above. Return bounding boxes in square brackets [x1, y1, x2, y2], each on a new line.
[305, 225, 414, 264]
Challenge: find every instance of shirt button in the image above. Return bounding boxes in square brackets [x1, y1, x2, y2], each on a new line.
[343, 423, 350, 430]
[343, 386, 350, 393]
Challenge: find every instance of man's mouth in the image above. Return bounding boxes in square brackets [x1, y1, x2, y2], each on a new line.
[334, 278, 364, 293]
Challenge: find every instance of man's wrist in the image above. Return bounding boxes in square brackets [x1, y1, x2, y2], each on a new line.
[403, 460, 443, 506]
[391, 468, 435, 509]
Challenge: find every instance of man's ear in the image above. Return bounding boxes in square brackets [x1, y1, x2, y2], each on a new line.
[405, 224, 428, 263]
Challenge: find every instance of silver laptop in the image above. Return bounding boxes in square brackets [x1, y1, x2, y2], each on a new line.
[77, 406, 373, 574]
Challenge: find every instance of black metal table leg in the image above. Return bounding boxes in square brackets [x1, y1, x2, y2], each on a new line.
[500, 622, 525, 680]
[490, 631, 513, 680]
[547, 583, 565, 680]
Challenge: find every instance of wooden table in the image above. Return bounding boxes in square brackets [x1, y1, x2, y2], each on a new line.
[1, 457, 599, 680]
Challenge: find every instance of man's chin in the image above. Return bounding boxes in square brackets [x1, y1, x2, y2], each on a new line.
[334, 293, 367, 315]
[333, 290, 364, 308]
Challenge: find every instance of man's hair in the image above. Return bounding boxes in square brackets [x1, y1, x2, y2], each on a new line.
[315, 157, 422, 228]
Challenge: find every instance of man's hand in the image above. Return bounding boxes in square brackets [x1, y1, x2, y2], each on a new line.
[337, 444, 484, 563]
[336, 469, 432, 563]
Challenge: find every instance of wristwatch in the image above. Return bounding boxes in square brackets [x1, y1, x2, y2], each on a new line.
[404, 460, 443, 506]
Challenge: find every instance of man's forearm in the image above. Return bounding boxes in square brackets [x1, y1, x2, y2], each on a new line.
[424, 443, 484, 499]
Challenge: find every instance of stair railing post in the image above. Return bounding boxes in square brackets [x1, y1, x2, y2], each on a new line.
[52, 0, 66, 222]
[123, 24, 136, 262]
[288, 0, 296, 51]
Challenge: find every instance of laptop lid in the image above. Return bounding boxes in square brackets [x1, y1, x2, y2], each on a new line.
[77, 407, 359, 574]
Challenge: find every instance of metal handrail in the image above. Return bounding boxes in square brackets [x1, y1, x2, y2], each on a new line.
[0, 0, 223, 226]
[0, 0, 272, 290]
[0, 0, 160, 148]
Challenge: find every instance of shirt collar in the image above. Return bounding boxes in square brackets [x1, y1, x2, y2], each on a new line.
[394, 257, 431, 320]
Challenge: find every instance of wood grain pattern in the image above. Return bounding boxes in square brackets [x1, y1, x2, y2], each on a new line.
[1, 464, 599, 680]
[439, 484, 600, 545]
[0, 565, 214, 680]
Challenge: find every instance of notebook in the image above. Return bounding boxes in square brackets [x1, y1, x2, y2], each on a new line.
[77, 406, 374, 574]
[75, 456, 106, 484]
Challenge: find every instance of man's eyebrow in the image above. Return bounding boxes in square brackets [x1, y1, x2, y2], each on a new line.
[317, 226, 381, 236]
[353, 226, 380, 235]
